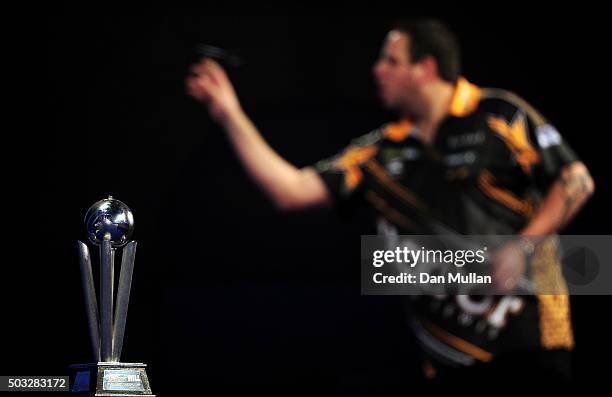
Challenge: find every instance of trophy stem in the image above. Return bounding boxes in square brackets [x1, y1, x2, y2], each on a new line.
[112, 241, 137, 362]
[77, 241, 101, 362]
[100, 238, 114, 362]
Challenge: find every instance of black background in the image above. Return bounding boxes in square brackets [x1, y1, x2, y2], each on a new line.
[5, 5, 612, 394]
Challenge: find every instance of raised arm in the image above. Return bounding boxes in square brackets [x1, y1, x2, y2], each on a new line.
[186, 58, 331, 211]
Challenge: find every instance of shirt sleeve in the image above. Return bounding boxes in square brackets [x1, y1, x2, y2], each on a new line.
[312, 136, 380, 203]
[528, 117, 580, 192]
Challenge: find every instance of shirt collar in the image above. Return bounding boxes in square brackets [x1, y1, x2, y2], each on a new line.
[384, 77, 481, 142]
[448, 76, 482, 117]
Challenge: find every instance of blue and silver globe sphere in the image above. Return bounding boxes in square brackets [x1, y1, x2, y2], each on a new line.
[84, 196, 134, 247]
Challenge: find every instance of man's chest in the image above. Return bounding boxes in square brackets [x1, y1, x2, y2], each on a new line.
[375, 116, 521, 187]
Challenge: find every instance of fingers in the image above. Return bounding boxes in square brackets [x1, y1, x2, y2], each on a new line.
[491, 245, 525, 293]
[204, 58, 230, 84]
[493, 264, 515, 293]
[186, 74, 219, 102]
[185, 76, 205, 100]
[186, 57, 240, 121]
[189, 58, 229, 86]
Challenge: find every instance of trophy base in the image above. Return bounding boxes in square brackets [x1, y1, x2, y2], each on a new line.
[69, 362, 154, 396]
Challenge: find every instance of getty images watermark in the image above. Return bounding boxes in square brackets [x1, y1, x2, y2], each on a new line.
[361, 235, 612, 295]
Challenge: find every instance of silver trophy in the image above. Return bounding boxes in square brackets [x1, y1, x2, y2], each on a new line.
[70, 197, 154, 396]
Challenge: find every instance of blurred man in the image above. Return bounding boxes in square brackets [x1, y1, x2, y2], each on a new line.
[186, 18, 594, 385]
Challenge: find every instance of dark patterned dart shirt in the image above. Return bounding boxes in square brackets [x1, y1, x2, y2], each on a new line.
[314, 77, 578, 366]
